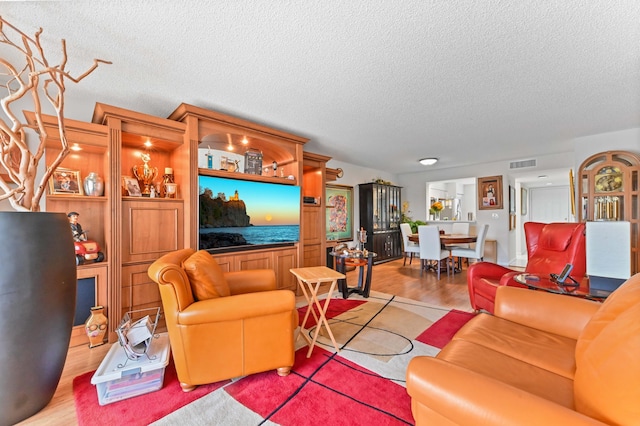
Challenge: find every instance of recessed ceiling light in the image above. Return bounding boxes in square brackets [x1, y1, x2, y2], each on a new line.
[419, 158, 438, 166]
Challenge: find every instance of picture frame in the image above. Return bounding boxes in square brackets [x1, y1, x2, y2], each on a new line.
[521, 187, 528, 215]
[477, 175, 503, 210]
[326, 184, 353, 242]
[123, 176, 142, 197]
[509, 213, 516, 231]
[244, 149, 263, 175]
[509, 185, 516, 214]
[49, 167, 83, 195]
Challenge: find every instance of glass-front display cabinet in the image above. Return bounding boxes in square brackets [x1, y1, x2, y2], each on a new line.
[359, 182, 402, 263]
[578, 150, 640, 274]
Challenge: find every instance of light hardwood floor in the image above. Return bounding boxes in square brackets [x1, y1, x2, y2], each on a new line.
[17, 257, 472, 425]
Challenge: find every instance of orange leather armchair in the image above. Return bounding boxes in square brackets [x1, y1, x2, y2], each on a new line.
[407, 273, 640, 425]
[467, 222, 586, 313]
[148, 248, 298, 391]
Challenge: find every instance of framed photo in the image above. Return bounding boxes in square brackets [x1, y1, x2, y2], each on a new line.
[509, 185, 516, 214]
[521, 187, 528, 215]
[244, 149, 263, 175]
[509, 213, 516, 230]
[123, 176, 142, 197]
[49, 168, 83, 195]
[477, 175, 503, 210]
[326, 184, 353, 241]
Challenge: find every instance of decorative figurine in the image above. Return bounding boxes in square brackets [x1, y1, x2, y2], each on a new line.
[272, 161, 278, 177]
[67, 211, 105, 265]
[68, 211, 86, 241]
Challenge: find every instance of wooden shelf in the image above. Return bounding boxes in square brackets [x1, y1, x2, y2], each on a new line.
[198, 168, 297, 185]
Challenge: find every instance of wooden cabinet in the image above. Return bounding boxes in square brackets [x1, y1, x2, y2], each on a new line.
[212, 247, 298, 291]
[40, 101, 317, 344]
[359, 182, 402, 263]
[168, 103, 311, 290]
[578, 150, 640, 274]
[302, 152, 330, 267]
[92, 103, 187, 331]
[34, 112, 111, 347]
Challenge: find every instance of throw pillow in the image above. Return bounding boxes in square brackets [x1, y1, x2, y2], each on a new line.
[183, 250, 231, 300]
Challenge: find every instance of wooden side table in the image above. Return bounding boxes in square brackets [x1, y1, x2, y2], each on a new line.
[290, 266, 345, 358]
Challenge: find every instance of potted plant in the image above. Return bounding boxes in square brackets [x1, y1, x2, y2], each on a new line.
[0, 17, 109, 425]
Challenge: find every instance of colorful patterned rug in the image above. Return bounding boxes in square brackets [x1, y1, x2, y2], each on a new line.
[73, 291, 474, 425]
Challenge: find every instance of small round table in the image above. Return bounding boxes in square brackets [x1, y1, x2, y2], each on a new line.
[330, 250, 377, 299]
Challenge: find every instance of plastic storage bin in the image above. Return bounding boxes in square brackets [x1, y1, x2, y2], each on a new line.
[91, 332, 170, 405]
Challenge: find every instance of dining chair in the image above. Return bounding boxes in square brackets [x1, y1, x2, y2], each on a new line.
[447, 222, 471, 265]
[418, 225, 450, 279]
[400, 223, 420, 265]
[450, 224, 489, 270]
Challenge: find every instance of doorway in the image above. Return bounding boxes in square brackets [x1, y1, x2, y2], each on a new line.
[514, 169, 572, 267]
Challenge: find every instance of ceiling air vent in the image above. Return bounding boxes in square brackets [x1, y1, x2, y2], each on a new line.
[509, 158, 537, 169]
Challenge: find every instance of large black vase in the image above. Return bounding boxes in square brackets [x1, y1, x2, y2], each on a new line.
[0, 212, 76, 425]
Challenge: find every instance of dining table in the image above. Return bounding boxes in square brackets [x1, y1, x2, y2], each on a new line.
[408, 232, 478, 273]
[408, 233, 477, 245]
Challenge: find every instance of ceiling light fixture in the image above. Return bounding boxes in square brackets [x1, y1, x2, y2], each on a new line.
[419, 158, 438, 166]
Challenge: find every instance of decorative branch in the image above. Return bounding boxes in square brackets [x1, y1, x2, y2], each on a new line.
[0, 16, 110, 211]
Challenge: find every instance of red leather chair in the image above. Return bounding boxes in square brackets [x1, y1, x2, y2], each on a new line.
[467, 222, 586, 313]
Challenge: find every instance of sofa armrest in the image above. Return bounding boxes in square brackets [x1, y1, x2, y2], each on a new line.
[494, 286, 601, 339]
[177, 289, 295, 325]
[225, 269, 277, 294]
[406, 357, 606, 425]
[468, 261, 515, 283]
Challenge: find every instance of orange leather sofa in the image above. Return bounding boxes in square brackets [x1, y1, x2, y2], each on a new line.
[148, 248, 298, 391]
[406, 273, 640, 425]
[468, 222, 586, 313]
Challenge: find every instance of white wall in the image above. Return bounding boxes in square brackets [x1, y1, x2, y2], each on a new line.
[396, 151, 574, 265]
[392, 128, 640, 266]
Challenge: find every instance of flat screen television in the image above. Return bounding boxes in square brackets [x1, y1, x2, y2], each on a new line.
[199, 174, 301, 252]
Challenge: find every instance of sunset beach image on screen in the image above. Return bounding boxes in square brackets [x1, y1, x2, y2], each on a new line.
[198, 175, 301, 250]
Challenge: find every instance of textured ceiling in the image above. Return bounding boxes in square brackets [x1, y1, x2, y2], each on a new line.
[2, 1, 640, 174]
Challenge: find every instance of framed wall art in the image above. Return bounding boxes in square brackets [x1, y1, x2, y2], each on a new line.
[521, 187, 528, 215]
[477, 175, 503, 210]
[509, 185, 516, 214]
[326, 184, 353, 241]
[123, 176, 142, 197]
[49, 167, 83, 195]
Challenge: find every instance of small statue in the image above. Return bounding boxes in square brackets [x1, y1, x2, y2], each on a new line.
[68, 212, 87, 242]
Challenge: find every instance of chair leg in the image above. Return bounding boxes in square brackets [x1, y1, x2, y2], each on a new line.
[409, 253, 413, 265]
[403, 253, 407, 266]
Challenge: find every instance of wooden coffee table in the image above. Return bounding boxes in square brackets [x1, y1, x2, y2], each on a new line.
[290, 266, 346, 357]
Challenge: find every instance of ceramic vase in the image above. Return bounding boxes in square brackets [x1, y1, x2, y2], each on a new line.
[0, 212, 76, 426]
[83, 172, 104, 196]
[85, 306, 108, 348]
